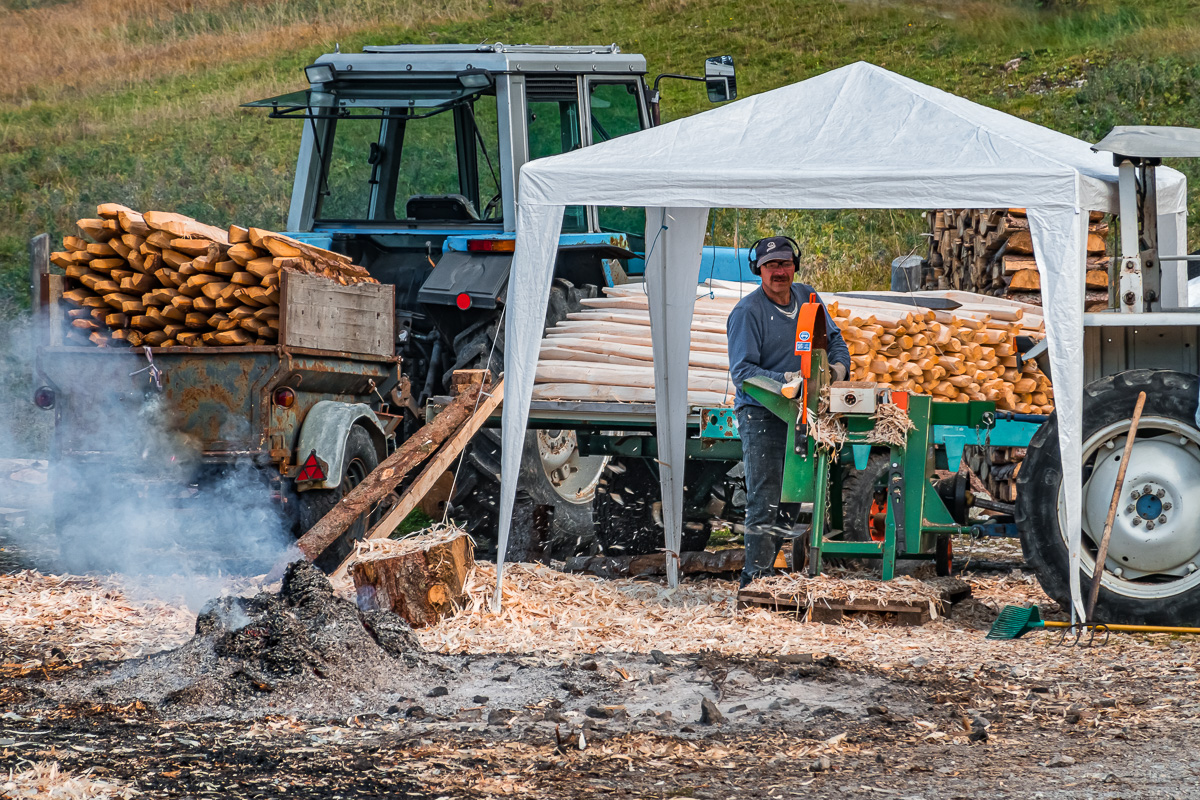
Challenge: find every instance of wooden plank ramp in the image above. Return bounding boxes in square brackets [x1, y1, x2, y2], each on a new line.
[738, 577, 971, 626]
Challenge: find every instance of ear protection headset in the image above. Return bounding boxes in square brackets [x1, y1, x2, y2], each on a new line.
[747, 236, 802, 276]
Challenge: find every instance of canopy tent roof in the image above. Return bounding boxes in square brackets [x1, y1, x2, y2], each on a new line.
[519, 61, 1185, 213]
[494, 61, 1188, 620]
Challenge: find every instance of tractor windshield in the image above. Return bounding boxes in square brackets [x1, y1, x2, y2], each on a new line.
[310, 86, 501, 224]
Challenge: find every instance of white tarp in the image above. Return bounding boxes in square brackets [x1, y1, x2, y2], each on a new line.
[493, 61, 1187, 619]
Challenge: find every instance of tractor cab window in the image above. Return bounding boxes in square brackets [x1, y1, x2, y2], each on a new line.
[589, 80, 647, 244]
[313, 85, 501, 224]
[526, 77, 587, 233]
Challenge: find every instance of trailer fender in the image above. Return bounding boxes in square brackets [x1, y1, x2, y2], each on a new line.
[294, 401, 387, 491]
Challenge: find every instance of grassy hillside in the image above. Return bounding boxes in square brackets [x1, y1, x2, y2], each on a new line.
[2, 0, 1200, 319]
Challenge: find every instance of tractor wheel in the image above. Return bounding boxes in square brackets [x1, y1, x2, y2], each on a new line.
[593, 457, 713, 556]
[298, 425, 381, 573]
[840, 452, 891, 544]
[445, 280, 607, 560]
[1017, 369, 1200, 625]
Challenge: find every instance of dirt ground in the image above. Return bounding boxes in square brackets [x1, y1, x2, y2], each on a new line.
[3, 513, 1200, 799]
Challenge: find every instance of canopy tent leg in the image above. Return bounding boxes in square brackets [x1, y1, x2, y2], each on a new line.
[645, 206, 711, 587]
[1028, 206, 1089, 621]
[495, 203, 567, 611]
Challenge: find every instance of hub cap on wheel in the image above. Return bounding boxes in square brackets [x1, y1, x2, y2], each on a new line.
[1063, 417, 1200, 599]
[535, 429, 608, 504]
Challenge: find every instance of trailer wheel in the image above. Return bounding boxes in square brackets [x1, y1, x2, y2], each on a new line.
[1017, 369, 1200, 625]
[299, 425, 380, 573]
[445, 280, 606, 559]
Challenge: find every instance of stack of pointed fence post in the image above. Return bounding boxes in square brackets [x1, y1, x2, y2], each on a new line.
[51, 204, 377, 348]
[925, 207, 1111, 310]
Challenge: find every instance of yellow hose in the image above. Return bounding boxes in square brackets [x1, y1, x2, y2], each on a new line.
[1044, 621, 1200, 634]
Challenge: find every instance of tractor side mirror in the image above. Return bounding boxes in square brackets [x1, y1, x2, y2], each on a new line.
[705, 56, 737, 103]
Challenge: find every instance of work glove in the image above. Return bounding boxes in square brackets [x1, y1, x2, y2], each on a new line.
[831, 362, 848, 383]
[783, 370, 803, 383]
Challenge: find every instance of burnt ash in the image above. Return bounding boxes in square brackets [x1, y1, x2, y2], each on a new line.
[79, 561, 446, 719]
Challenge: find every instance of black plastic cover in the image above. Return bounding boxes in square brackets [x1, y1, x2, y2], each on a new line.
[418, 250, 511, 309]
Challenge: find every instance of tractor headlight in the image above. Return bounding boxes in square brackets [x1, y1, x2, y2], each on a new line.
[305, 63, 336, 85]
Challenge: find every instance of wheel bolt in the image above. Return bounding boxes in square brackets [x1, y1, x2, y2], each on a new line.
[1130, 490, 1141, 501]
[1125, 504, 1135, 514]
[1156, 488, 1166, 498]
[1147, 521, 1156, 530]
[1159, 515, 1168, 524]
[1143, 484, 1153, 495]
[1113, 567, 1124, 578]
[1132, 517, 1142, 526]
[1164, 502, 1173, 511]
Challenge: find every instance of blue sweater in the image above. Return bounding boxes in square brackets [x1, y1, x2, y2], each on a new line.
[726, 284, 851, 410]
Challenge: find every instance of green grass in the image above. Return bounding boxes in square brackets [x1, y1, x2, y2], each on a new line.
[3, 0, 1200, 315]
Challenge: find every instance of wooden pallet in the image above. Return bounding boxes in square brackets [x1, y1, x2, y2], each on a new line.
[738, 577, 972, 626]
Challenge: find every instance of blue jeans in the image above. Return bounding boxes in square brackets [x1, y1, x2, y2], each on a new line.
[737, 406, 802, 587]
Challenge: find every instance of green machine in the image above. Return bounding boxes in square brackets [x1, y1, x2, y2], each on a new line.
[743, 349, 1040, 579]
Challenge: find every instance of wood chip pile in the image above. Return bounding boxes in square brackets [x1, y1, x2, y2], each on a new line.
[924, 207, 1112, 309]
[51, 204, 377, 348]
[1, 760, 140, 800]
[413, 561, 1064, 672]
[535, 279, 1050, 415]
[0, 571, 194, 665]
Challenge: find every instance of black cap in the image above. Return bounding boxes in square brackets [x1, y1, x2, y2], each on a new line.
[751, 236, 799, 268]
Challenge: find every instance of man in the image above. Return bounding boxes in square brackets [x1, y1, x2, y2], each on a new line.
[727, 236, 851, 588]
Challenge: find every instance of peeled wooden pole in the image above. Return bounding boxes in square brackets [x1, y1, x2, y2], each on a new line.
[1086, 391, 1147, 623]
[295, 377, 494, 562]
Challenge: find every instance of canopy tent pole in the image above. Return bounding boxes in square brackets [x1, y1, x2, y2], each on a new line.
[494, 203, 566, 612]
[1027, 206, 1089, 621]
[644, 206, 712, 587]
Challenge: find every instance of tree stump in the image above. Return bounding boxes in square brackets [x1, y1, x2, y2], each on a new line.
[349, 528, 474, 628]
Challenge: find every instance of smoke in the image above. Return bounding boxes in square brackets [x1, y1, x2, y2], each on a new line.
[0, 312, 300, 609]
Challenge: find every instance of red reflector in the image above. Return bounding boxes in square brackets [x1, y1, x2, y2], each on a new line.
[466, 238, 516, 252]
[273, 387, 296, 408]
[33, 386, 55, 409]
[297, 451, 325, 482]
[455, 292, 472, 310]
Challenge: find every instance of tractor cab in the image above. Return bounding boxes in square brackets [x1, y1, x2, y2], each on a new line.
[246, 43, 735, 390]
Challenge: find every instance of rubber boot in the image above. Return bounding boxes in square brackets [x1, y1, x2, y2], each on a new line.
[739, 531, 780, 589]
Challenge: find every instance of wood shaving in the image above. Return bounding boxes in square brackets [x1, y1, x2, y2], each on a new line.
[348, 523, 470, 563]
[746, 571, 949, 608]
[412, 562, 1074, 676]
[2, 760, 140, 799]
[0, 571, 194, 666]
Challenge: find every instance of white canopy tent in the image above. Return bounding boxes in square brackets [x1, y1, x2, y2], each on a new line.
[495, 61, 1188, 619]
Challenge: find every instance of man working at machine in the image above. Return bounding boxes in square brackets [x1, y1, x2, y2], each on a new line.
[727, 236, 851, 589]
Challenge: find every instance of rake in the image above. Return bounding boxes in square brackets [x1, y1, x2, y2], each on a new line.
[988, 604, 1200, 639]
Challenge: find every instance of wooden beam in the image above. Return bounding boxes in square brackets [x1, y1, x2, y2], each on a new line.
[296, 377, 496, 563]
[331, 380, 506, 581]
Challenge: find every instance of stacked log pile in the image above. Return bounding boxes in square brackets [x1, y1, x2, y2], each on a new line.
[535, 280, 1051, 415]
[827, 291, 1052, 414]
[51, 204, 376, 348]
[925, 208, 1111, 310]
